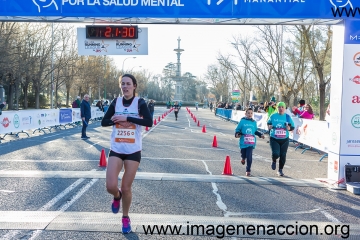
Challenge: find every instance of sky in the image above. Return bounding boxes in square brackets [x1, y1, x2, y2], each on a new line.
[79, 24, 256, 79]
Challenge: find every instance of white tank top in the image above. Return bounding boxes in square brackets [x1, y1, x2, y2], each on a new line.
[110, 97, 142, 154]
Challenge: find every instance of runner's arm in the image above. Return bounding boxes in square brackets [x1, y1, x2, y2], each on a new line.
[127, 100, 153, 127]
[255, 131, 263, 138]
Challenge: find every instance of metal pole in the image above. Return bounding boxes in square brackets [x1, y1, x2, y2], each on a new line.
[104, 55, 106, 99]
[51, 22, 54, 109]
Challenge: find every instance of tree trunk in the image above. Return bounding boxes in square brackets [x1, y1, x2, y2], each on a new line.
[8, 84, 15, 110]
[23, 84, 28, 109]
[35, 86, 40, 109]
[319, 82, 326, 120]
[66, 88, 70, 108]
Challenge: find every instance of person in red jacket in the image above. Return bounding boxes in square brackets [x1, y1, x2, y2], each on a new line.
[292, 99, 306, 117]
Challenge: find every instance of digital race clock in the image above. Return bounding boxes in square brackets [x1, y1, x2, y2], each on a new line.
[86, 25, 138, 39]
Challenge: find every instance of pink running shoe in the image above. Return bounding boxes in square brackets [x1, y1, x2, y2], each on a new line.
[111, 189, 122, 214]
[122, 216, 132, 233]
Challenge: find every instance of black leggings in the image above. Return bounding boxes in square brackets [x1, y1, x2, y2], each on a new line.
[269, 137, 289, 170]
[174, 111, 178, 118]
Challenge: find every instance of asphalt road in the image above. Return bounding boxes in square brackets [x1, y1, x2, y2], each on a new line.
[0, 107, 359, 239]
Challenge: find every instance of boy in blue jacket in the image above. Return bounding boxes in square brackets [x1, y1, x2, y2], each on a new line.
[235, 108, 265, 176]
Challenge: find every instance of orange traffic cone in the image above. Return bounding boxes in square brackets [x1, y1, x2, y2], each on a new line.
[162, 114, 164, 119]
[197, 120, 200, 127]
[222, 156, 233, 175]
[212, 135, 218, 147]
[99, 149, 107, 167]
[145, 126, 149, 131]
[158, 116, 161, 122]
[154, 119, 157, 125]
[202, 125, 206, 133]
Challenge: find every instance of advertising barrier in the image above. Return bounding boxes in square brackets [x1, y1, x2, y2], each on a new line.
[59, 109, 73, 124]
[0, 108, 104, 135]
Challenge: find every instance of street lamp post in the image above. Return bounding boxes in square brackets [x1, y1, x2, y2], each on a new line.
[122, 57, 136, 74]
[130, 66, 142, 72]
[104, 55, 106, 99]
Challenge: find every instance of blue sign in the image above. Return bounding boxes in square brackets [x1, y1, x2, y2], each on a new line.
[59, 109, 73, 124]
[0, 0, 359, 19]
[345, 19, 360, 44]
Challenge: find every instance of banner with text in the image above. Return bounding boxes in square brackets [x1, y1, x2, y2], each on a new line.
[0, 1, 355, 19]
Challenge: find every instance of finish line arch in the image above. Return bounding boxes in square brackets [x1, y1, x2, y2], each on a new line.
[1, 0, 359, 187]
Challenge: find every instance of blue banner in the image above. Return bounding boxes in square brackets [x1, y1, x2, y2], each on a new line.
[216, 108, 232, 120]
[0, 0, 358, 19]
[345, 19, 360, 44]
[59, 109, 73, 124]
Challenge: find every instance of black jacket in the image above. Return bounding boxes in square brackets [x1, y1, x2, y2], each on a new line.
[147, 102, 155, 112]
[80, 100, 91, 119]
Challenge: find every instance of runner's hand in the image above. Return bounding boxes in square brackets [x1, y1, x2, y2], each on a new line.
[261, 135, 265, 139]
[111, 115, 128, 123]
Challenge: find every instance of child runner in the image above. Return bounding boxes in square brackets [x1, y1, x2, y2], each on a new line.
[235, 108, 265, 176]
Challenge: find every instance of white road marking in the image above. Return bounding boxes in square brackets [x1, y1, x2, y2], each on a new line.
[0, 169, 98, 240]
[84, 141, 107, 149]
[225, 208, 322, 217]
[317, 207, 341, 223]
[0, 190, 15, 193]
[42, 133, 63, 139]
[201, 160, 228, 215]
[28, 178, 99, 240]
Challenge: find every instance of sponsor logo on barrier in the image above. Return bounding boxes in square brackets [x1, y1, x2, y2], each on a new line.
[330, 0, 353, 9]
[22, 116, 32, 125]
[346, 139, 360, 147]
[354, 52, 360, 66]
[350, 75, 360, 84]
[13, 114, 20, 128]
[351, 114, 360, 128]
[352, 96, 360, 103]
[1, 117, 10, 128]
[334, 160, 339, 173]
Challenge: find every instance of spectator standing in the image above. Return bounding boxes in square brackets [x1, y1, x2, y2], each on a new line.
[258, 102, 265, 113]
[96, 100, 104, 112]
[266, 99, 277, 120]
[209, 102, 213, 112]
[292, 99, 306, 116]
[299, 104, 315, 119]
[80, 94, 91, 139]
[103, 101, 109, 113]
[72, 96, 81, 108]
[147, 100, 155, 119]
[0, 102, 6, 115]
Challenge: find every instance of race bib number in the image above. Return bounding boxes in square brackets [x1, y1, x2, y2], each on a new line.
[115, 123, 136, 143]
[275, 128, 286, 138]
[244, 134, 255, 145]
